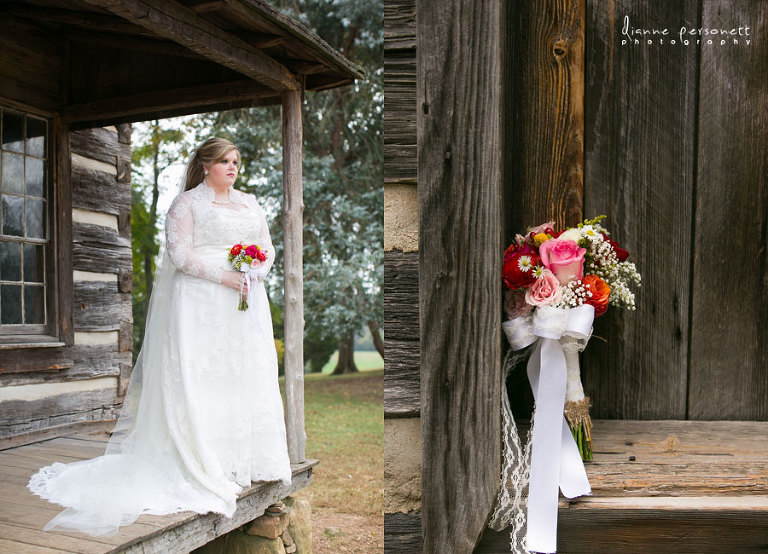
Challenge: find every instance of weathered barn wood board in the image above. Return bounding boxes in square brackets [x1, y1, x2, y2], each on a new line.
[70, 127, 129, 167]
[384, 339, 419, 417]
[73, 281, 132, 331]
[580, 0, 699, 420]
[477, 504, 768, 553]
[383, 251, 419, 415]
[384, 251, 418, 342]
[477, 420, 768, 552]
[384, 511, 422, 554]
[55, 117, 75, 347]
[502, 0, 586, 238]
[0, 430, 319, 553]
[384, 0, 415, 50]
[418, 0, 503, 550]
[72, 222, 132, 275]
[687, 1, 768, 419]
[0, 388, 121, 438]
[71, 163, 132, 217]
[384, 0, 416, 184]
[0, 346, 129, 384]
[0, 420, 115, 452]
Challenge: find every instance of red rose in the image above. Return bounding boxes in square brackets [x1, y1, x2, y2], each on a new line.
[256, 250, 267, 262]
[502, 246, 540, 289]
[230, 244, 243, 256]
[601, 233, 629, 262]
[245, 245, 258, 258]
[582, 274, 611, 316]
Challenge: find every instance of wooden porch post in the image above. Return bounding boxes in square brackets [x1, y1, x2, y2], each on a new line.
[281, 89, 306, 464]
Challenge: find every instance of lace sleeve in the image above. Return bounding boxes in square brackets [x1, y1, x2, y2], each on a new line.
[165, 194, 223, 284]
[255, 203, 275, 280]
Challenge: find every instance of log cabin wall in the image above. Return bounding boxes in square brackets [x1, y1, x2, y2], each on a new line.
[0, 124, 133, 443]
[383, 0, 422, 552]
[0, 12, 133, 443]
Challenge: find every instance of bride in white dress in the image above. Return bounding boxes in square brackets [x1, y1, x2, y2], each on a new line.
[27, 137, 293, 537]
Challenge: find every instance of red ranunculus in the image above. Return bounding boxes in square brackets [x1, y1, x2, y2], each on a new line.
[502, 246, 540, 290]
[601, 233, 629, 262]
[230, 244, 243, 256]
[245, 245, 258, 258]
[256, 250, 267, 262]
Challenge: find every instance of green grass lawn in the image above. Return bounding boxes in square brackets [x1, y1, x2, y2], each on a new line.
[318, 350, 384, 374]
[279, 368, 383, 517]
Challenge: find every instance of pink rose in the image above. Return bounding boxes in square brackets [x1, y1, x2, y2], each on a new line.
[539, 238, 586, 285]
[504, 288, 533, 319]
[525, 269, 563, 306]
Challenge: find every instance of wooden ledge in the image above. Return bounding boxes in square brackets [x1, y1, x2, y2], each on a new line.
[0, 427, 318, 553]
[476, 420, 768, 553]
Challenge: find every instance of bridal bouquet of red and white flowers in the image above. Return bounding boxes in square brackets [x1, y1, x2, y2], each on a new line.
[502, 215, 641, 460]
[228, 242, 267, 311]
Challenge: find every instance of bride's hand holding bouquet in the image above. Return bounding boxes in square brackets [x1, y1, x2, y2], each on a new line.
[227, 242, 268, 310]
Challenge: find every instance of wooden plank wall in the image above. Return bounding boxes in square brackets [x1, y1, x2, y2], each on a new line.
[687, 1, 768, 419]
[0, 125, 133, 443]
[582, 0, 768, 420]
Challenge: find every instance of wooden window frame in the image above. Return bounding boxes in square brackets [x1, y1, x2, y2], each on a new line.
[0, 101, 73, 351]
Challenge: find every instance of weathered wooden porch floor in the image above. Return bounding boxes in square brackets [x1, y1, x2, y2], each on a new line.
[0, 424, 318, 553]
[476, 420, 768, 553]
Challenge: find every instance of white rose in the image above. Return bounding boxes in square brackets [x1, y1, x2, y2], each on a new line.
[557, 228, 583, 243]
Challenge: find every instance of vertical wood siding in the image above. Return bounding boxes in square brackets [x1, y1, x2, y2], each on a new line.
[418, 0, 503, 551]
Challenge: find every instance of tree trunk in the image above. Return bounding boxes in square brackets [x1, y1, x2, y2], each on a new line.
[367, 319, 384, 358]
[332, 330, 359, 374]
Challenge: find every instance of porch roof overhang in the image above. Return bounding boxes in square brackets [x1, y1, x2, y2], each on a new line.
[2, 0, 365, 129]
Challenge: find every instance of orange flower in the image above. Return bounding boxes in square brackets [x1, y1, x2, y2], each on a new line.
[582, 274, 610, 316]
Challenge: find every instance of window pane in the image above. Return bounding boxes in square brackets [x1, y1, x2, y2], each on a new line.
[25, 157, 44, 197]
[1, 284, 22, 324]
[2, 110, 24, 153]
[25, 198, 44, 238]
[0, 241, 21, 281]
[2, 152, 24, 194]
[23, 243, 43, 282]
[24, 284, 44, 324]
[26, 117, 47, 158]
[2, 195, 23, 236]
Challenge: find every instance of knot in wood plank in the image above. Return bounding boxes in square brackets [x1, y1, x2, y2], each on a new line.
[661, 435, 680, 453]
[552, 38, 569, 60]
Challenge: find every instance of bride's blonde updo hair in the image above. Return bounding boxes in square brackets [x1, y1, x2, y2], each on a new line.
[184, 137, 241, 191]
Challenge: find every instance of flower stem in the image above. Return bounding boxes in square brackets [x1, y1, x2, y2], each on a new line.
[568, 420, 593, 461]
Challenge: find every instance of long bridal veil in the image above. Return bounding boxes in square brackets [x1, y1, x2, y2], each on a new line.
[27, 151, 236, 536]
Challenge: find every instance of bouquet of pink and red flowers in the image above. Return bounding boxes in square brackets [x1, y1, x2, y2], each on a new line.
[502, 215, 640, 460]
[228, 242, 267, 311]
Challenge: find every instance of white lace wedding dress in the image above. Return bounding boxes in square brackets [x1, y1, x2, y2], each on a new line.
[27, 180, 292, 537]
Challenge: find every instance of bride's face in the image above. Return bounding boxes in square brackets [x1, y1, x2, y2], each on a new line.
[205, 150, 240, 188]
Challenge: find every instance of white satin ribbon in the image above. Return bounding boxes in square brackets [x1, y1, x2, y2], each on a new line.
[504, 304, 594, 553]
[240, 267, 269, 336]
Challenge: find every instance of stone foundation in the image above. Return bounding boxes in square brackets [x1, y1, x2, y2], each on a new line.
[193, 496, 312, 554]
